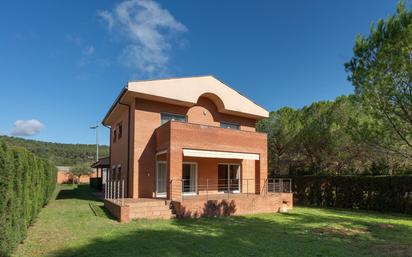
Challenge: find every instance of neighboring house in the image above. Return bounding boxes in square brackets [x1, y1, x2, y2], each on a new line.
[90, 156, 110, 190]
[56, 166, 97, 184]
[103, 76, 292, 221]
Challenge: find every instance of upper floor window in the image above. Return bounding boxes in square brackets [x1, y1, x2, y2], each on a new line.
[220, 121, 240, 130]
[117, 166, 122, 180]
[161, 113, 187, 125]
[118, 123, 123, 139]
[113, 129, 117, 142]
[111, 166, 116, 179]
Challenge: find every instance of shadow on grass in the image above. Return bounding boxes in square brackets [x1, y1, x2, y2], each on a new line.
[56, 184, 100, 202]
[50, 209, 412, 257]
[88, 203, 116, 221]
[172, 200, 237, 218]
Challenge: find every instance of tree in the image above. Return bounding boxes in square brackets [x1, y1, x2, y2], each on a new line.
[257, 107, 301, 175]
[345, 2, 412, 157]
[0, 135, 109, 166]
[257, 94, 411, 176]
[70, 163, 92, 184]
[297, 101, 334, 173]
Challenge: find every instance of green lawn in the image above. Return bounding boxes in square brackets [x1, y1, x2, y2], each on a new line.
[13, 185, 412, 257]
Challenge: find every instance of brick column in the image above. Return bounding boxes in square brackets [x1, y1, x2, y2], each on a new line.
[256, 135, 268, 195]
[167, 147, 182, 200]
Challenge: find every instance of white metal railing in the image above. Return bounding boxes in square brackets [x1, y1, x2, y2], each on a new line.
[170, 178, 292, 201]
[104, 171, 125, 206]
[267, 178, 292, 193]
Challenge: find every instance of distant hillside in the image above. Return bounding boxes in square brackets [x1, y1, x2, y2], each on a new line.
[0, 135, 109, 166]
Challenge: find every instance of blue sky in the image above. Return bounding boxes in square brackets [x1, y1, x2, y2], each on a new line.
[0, 0, 407, 145]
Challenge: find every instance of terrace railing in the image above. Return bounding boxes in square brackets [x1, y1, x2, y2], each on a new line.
[267, 178, 292, 194]
[104, 174, 126, 206]
[170, 178, 292, 201]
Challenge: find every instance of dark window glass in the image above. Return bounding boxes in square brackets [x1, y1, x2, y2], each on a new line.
[160, 113, 187, 125]
[220, 121, 240, 130]
[117, 166, 121, 180]
[182, 163, 196, 193]
[218, 164, 240, 192]
[111, 168, 116, 179]
[118, 123, 123, 139]
[218, 164, 228, 191]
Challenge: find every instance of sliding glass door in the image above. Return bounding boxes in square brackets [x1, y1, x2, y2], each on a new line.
[182, 163, 197, 195]
[218, 164, 241, 193]
[156, 161, 167, 197]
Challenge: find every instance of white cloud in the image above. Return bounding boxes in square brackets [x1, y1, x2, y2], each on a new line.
[11, 119, 44, 137]
[97, 0, 187, 76]
[97, 10, 114, 30]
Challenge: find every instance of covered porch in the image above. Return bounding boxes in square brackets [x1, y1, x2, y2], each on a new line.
[90, 156, 110, 191]
[155, 148, 290, 201]
[156, 150, 260, 200]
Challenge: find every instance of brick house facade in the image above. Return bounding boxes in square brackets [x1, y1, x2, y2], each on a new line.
[103, 76, 292, 221]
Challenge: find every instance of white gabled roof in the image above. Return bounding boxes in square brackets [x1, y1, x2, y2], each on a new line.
[103, 75, 269, 125]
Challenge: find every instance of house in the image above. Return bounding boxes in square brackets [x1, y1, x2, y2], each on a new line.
[102, 76, 292, 221]
[56, 166, 97, 184]
[90, 156, 110, 190]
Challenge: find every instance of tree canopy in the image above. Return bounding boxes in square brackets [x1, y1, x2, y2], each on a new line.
[70, 163, 92, 183]
[345, 2, 412, 157]
[259, 2, 412, 176]
[0, 135, 108, 166]
[257, 95, 411, 176]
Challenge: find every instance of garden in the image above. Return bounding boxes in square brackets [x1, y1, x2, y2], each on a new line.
[12, 185, 412, 257]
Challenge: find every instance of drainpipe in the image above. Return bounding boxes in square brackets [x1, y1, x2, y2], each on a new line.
[118, 102, 131, 198]
[102, 123, 111, 199]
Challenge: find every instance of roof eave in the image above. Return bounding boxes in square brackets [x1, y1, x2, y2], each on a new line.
[102, 86, 128, 126]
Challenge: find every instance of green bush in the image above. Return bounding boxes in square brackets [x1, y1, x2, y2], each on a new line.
[293, 175, 412, 214]
[0, 140, 56, 257]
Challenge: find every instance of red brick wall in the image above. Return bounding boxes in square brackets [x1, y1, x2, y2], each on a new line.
[172, 193, 293, 218]
[108, 95, 266, 199]
[187, 97, 256, 131]
[155, 121, 268, 199]
[104, 199, 130, 222]
[108, 104, 129, 191]
[133, 97, 263, 199]
[57, 170, 97, 184]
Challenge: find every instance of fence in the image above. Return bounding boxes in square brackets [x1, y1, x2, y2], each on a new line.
[170, 178, 292, 201]
[104, 171, 125, 206]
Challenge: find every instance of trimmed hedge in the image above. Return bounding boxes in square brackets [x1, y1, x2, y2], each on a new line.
[0, 140, 57, 257]
[293, 175, 412, 214]
[90, 177, 102, 190]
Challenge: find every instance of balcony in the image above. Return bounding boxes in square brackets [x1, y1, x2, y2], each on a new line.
[155, 121, 267, 155]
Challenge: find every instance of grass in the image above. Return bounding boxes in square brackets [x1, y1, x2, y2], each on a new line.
[13, 185, 412, 257]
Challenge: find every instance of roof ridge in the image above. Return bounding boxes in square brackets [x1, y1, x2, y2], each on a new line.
[128, 75, 214, 83]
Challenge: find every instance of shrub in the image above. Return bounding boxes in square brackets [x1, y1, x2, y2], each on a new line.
[293, 175, 412, 214]
[0, 140, 56, 257]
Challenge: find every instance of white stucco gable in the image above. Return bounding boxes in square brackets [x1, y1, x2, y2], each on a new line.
[126, 76, 269, 119]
